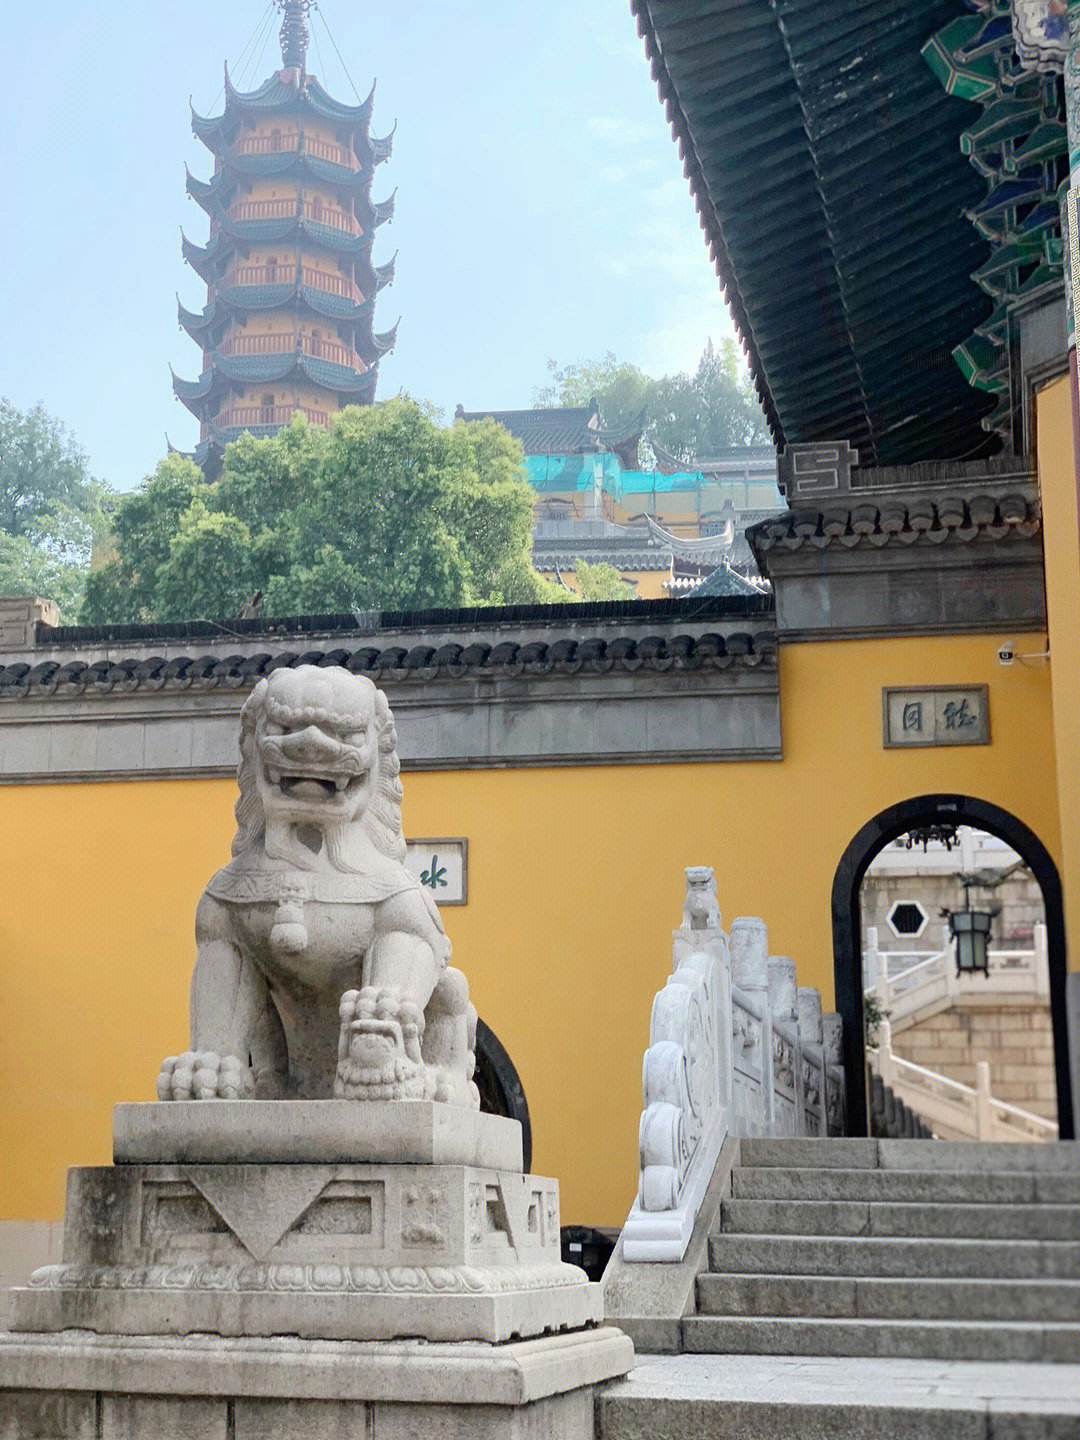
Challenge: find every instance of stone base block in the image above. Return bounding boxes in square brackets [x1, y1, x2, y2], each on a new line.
[114, 1100, 523, 1171]
[0, 1327, 634, 1439]
[17, 1268, 602, 1346]
[14, 1158, 594, 1344]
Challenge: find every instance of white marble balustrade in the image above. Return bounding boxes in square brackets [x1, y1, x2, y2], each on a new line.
[621, 867, 847, 1262]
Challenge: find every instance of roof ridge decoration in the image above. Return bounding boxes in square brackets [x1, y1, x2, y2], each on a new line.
[922, 1, 1065, 446]
[277, 0, 314, 72]
[0, 627, 778, 701]
[748, 484, 1041, 565]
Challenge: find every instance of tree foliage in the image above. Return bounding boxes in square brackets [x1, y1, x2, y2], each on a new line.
[84, 401, 567, 624]
[571, 559, 635, 602]
[0, 399, 112, 618]
[535, 340, 770, 458]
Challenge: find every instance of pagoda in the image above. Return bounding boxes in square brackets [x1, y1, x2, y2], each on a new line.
[174, 0, 397, 477]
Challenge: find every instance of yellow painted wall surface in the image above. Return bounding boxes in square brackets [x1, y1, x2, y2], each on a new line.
[0, 634, 1058, 1228]
[554, 569, 669, 600]
[1037, 374, 1080, 958]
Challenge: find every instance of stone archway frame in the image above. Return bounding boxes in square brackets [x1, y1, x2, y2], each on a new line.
[473, 1018, 533, 1172]
[831, 793, 1074, 1140]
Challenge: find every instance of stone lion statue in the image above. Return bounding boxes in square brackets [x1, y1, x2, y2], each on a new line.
[157, 665, 479, 1107]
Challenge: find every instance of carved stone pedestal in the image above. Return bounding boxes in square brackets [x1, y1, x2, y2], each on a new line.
[1, 1104, 632, 1437]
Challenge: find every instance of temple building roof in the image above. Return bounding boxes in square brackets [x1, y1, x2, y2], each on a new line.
[455, 402, 645, 466]
[456, 403, 604, 455]
[630, 0, 997, 464]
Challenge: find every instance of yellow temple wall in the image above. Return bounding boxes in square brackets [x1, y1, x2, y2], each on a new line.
[1036, 374, 1080, 955]
[237, 246, 351, 275]
[231, 381, 335, 412]
[553, 570, 669, 600]
[0, 631, 1059, 1230]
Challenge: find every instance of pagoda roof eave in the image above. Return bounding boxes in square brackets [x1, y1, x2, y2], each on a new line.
[192, 67, 375, 153]
[172, 352, 375, 415]
[186, 153, 376, 212]
[178, 287, 378, 342]
[181, 215, 381, 279]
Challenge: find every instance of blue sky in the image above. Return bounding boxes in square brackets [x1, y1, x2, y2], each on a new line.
[3, 1, 737, 491]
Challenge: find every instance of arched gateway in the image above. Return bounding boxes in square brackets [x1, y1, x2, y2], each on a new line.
[831, 794, 1074, 1140]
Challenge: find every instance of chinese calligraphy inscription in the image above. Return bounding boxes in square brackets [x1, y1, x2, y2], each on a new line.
[404, 838, 468, 905]
[884, 687, 989, 748]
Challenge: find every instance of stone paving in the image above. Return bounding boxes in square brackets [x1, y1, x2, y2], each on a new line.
[598, 1352, 1080, 1439]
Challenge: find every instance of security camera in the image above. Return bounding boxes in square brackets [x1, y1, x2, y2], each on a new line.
[997, 642, 1015, 666]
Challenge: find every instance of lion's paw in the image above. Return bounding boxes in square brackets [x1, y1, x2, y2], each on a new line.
[335, 988, 432, 1102]
[157, 1051, 254, 1101]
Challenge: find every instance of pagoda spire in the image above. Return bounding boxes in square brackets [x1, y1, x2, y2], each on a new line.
[277, 0, 314, 71]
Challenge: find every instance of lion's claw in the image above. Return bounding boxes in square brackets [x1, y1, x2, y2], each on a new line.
[157, 1051, 253, 1101]
[335, 987, 432, 1101]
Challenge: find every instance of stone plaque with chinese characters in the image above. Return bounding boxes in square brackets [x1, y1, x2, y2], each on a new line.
[405, 839, 468, 905]
[883, 687, 990, 749]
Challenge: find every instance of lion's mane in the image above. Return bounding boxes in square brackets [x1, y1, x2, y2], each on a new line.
[232, 676, 406, 870]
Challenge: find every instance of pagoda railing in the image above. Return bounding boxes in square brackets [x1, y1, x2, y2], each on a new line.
[234, 133, 356, 169]
[214, 404, 332, 431]
[223, 265, 360, 301]
[220, 332, 356, 367]
[230, 198, 357, 234]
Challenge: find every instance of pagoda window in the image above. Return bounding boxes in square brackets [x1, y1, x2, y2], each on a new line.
[271, 129, 283, 152]
[266, 255, 279, 282]
[260, 394, 275, 423]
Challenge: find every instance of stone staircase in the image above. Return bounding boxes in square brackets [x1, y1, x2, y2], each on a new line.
[692, 1137, 1080, 1362]
[600, 1137, 1080, 1438]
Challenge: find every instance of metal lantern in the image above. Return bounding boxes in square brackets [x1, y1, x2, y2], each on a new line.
[949, 907, 993, 977]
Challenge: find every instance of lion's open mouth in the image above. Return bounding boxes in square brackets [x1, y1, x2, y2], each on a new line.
[267, 770, 366, 800]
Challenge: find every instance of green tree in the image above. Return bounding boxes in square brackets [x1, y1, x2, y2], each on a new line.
[535, 340, 770, 460]
[83, 402, 566, 624]
[572, 559, 635, 602]
[83, 454, 209, 622]
[0, 399, 112, 618]
[535, 353, 653, 434]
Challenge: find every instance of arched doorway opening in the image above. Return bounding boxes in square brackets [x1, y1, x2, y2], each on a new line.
[831, 794, 1073, 1140]
[474, 1018, 532, 1170]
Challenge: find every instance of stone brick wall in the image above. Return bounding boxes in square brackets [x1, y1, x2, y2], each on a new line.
[892, 996, 1057, 1120]
[862, 870, 1044, 952]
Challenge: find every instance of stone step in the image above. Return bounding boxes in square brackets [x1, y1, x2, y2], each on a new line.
[739, 1138, 1080, 1172]
[682, 1316, 1080, 1363]
[731, 1165, 1080, 1203]
[696, 1273, 1080, 1322]
[720, 1198, 1080, 1240]
[598, 1353, 1080, 1440]
[708, 1233, 1080, 1279]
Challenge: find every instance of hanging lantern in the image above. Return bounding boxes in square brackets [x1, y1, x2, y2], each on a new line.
[903, 825, 960, 852]
[949, 907, 993, 977]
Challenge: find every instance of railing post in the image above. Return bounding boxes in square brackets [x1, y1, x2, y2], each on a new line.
[1034, 922, 1050, 999]
[877, 1019, 895, 1085]
[974, 1061, 994, 1140]
[875, 967, 892, 1012]
[864, 927, 882, 991]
